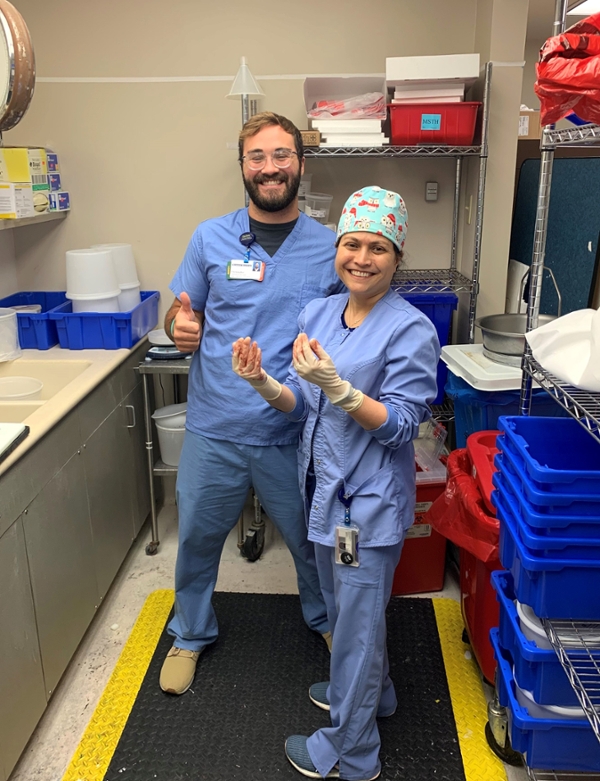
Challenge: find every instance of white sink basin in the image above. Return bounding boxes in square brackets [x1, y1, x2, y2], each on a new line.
[0, 360, 92, 401]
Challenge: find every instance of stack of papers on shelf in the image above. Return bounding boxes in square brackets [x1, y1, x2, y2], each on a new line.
[312, 119, 388, 147]
[391, 83, 465, 104]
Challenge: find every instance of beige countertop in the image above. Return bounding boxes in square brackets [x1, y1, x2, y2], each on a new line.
[0, 342, 145, 477]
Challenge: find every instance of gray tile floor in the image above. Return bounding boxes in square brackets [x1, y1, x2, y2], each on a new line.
[8, 496, 528, 781]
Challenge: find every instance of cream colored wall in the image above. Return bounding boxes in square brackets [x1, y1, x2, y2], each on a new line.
[7, 0, 481, 319]
[0, 232, 17, 298]
[455, 0, 529, 342]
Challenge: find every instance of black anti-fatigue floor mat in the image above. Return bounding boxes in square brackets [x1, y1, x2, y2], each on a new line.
[105, 594, 465, 781]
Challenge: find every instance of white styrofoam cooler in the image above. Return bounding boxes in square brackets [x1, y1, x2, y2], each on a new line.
[385, 53, 480, 85]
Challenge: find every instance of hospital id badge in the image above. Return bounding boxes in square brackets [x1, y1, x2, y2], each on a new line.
[335, 524, 360, 567]
[227, 259, 265, 281]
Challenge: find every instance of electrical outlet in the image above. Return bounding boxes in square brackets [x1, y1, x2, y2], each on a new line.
[425, 182, 438, 201]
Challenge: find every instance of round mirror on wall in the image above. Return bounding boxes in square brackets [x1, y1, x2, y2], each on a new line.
[0, 0, 35, 133]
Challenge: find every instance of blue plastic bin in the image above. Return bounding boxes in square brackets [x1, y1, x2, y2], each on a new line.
[395, 289, 458, 405]
[497, 489, 600, 619]
[0, 291, 70, 349]
[498, 416, 600, 496]
[497, 446, 600, 517]
[493, 458, 600, 538]
[492, 475, 600, 559]
[492, 570, 583, 706]
[491, 629, 600, 772]
[49, 291, 160, 350]
[445, 371, 565, 448]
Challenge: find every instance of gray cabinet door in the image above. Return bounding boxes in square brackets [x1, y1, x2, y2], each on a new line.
[83, 402, 136, 600]
[0, 521, 47, 781]
[23, 452, 99, 696]
[124, 382, 151, 538]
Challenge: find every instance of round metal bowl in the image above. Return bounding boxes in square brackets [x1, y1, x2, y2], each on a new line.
[475, 313, 556, 356]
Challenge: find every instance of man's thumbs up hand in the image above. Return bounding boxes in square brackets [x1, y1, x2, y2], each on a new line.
[172, 292, 201, 352]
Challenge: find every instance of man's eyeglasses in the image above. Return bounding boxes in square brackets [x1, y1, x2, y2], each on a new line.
[241, 149, 299, 171]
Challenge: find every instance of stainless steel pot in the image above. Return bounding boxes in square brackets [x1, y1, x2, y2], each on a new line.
[475, 313, 556, 356]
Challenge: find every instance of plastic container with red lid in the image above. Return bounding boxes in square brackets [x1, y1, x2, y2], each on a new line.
[466, 430, 500, 516]
[388, 102, 480, 146]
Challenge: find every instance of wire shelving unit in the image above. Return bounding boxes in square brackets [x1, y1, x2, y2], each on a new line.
[304, 62, 493, 342]
[516, 3, 600, 777]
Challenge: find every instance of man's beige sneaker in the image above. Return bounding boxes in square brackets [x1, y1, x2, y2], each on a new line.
[322, 631, 332, 652]
[159, 646, 202, 694]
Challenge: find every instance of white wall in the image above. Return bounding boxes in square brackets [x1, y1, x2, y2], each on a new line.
[7, 0, 478, 319]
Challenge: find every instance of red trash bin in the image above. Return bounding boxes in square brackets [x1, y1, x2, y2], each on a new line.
[424, 446, 502, 683]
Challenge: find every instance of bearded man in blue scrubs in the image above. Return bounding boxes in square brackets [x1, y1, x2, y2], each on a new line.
[161, 112, 343, 695]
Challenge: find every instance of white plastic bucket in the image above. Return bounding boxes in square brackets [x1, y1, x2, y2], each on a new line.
[72, 295, 121, 313]
[118, 283, 142, 312]
[66, 248, 120, 299]
[152, 402, 187, 429]
[516, 601, 552, 649]
[155, 422, 186, 466]
[92, 243, 140, 287]
[0, 376, 43, 400]
[0, 308, 22, 361]
[304, 192, 333, 224]
[514, 676, 585, 720]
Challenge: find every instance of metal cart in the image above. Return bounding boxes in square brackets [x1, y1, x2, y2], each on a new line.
[137, 357, 266, 559]
[485, 3, 600, 777]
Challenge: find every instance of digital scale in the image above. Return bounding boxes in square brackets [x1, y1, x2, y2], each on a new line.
[145, 345, 192, 361]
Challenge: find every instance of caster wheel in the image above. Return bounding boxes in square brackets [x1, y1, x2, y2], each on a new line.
[484, 721, 523, 767]
[241, 525, 265, 562]
[462, 628, 470, 644]
[145, 541, 159, 556]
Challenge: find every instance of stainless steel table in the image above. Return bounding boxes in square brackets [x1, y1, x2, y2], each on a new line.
[137, 357, 265, 558]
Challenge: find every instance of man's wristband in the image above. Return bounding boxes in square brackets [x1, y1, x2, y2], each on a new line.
[170, 318, 175, 338]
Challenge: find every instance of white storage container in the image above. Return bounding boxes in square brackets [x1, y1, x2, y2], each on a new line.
[155, 423, 186, 466]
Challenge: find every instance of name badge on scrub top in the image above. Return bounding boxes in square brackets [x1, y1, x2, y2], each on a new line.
[227, 259, 265, 281]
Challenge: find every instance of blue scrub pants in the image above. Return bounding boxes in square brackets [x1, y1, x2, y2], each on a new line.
[167, 430, 329, 651]
[307, 540, 404, 781]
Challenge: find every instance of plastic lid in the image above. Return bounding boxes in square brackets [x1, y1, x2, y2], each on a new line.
[441, 344, 523, 391]
[152, 402, 187, 420]
[415, 459, 447, 484]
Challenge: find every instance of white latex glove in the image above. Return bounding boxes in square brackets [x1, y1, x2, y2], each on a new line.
[232, 337, 282, 401]
[293, 334, 364, 412]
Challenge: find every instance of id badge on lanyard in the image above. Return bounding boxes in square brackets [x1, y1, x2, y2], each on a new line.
[335, 487, 359, 567]
[227, 230, 265, 281]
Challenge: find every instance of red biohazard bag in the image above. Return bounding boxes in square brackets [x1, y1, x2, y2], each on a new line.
[535, 12, 600, 125]
[423, 448, 499, 565]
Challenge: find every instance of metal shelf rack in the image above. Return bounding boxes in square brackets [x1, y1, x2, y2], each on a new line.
[304, 62, 492, 343]
[515, 3, 600, 774]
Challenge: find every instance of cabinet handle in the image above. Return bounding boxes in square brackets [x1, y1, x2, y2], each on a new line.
[125, 405, 136, 428]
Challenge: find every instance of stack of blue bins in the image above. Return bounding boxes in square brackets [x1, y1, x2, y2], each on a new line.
[490, 415, 600, 773]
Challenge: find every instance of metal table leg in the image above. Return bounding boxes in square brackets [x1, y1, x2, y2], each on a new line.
[142, 372, 160, 555]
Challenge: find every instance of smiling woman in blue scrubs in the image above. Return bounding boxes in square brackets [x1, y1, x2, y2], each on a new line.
[233, 186, 440, 781]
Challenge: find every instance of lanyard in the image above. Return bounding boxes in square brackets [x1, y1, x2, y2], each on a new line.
[239, 231, 256, 264]
[337, 486, 353, 526]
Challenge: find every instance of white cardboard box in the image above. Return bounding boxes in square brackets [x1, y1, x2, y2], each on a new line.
[386, 53, 480, 86]
[0, 183, 35, 219]
[304, 76, 386, 118]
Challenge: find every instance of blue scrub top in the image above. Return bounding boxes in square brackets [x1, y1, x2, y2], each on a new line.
[285, 289, 440, 547]
[170, 209, 343, 445]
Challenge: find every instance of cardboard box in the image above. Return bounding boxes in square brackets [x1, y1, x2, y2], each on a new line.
[46, 152, 60, 172]
[386, 53, 480, 86]
[303, 76, 387, 119]
[518, 110, 541, 140]
[48, 191, 70, 211]
[48, 173, 62, 191]
[0, 183, 35, 219]
[0, 148, 48, 190]
[300, 130, 321, 147]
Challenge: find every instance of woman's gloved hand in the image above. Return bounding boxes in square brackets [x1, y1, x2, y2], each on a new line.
[232, 337, 282, 401]
[293, 334, 364, 412]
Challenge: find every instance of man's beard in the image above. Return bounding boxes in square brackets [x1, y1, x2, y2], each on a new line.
[243, 168, 301, 213]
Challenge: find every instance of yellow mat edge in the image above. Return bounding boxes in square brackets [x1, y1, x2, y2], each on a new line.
[61, 588, 174, 781]
[62, 591, 505, 781]
[433, 598, 507, 781]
